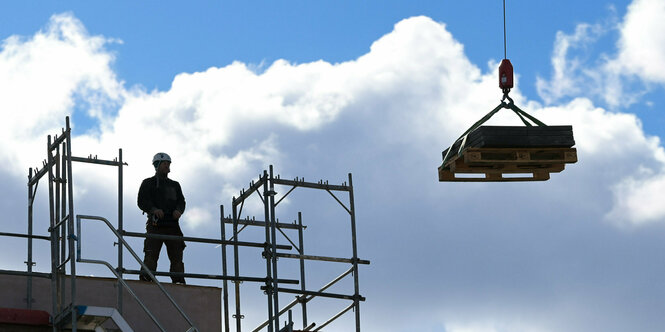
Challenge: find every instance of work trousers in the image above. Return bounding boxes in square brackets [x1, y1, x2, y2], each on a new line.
[140, 223, 186, 284]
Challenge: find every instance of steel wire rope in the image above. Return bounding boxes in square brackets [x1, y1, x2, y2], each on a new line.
[503, 0, 507, 59]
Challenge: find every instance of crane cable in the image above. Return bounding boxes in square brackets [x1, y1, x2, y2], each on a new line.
[498, 0, 514, 98]
[503, 0, 507, 59]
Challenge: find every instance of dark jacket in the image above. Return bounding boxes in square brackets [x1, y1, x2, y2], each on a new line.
[137, 175, 186, 226]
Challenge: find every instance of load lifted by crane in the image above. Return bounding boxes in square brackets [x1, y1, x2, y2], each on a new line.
[438, 59, 577, 182]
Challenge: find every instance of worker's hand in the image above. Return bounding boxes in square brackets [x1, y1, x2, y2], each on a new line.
[173, 210, 182, 220]
[154, 209, 165, 219]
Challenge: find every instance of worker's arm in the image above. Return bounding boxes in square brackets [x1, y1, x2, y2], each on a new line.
[137, 178, 158, 215]
[173, 181, 186, 219]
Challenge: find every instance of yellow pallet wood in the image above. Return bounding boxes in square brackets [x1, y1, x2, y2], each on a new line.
[462, 147, 577, 165]
[438, 147, 576, 182]
[438, 167, 551, 182]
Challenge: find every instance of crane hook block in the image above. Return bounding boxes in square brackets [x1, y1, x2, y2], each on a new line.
[499, 59, 514, 91]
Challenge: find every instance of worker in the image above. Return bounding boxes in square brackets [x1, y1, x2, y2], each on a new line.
[137, 152, 187, 284]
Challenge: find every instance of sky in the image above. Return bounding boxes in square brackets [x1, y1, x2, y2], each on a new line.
[2, 0, 665, 331]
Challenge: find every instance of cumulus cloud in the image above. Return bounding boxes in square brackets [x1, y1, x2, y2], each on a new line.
[538, 0, 665, 107]
[3, 6, 665, 331]
[0, 13, 489, 231]
[534, 12, 640, 108]
[534, 0, 665, 226]
[613, 0, 665, 82]
[608, 171, 665, 224]
[536, 22, 608, 105]
[0, 13, 123, 176]
[608, 0, 665, 225]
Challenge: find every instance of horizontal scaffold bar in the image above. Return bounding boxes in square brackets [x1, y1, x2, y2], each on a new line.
[221, 217, 304, 230]
[260, 286, 366, 301]
[0, 231, 50, 241]
[121, 269, 299, 284]
[121, 230, 292, 250]
[70, 156, 127, 167]
[272, 178, 350, 192]
[275, 253, 370, 265]
[28, 159, 55, 186]
[0, 269, 51, 279]
[233, 177, 266, 204]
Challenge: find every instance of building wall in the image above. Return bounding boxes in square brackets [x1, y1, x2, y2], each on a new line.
[0, 274, 221, 331]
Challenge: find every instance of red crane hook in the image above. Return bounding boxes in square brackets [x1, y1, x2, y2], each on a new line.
[499, 58, 513, 95]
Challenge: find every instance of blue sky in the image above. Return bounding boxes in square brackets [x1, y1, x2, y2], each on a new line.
[2, 1, 665, 331]
[0, 1, 637, 95]
[6, 0, 660, 136]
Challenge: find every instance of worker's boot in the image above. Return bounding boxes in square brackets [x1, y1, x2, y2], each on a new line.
[170, 262, 185, 284]
[140, 250, 159, 282]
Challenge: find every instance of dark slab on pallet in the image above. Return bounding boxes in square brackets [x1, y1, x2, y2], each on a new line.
[442, 125, 575, 160]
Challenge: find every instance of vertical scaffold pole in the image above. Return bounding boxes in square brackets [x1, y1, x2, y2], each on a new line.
[27, 168, 34, 310]
[297, 212, 308, 329]
[262, 171, 275, 332]
[232, 200, 242, 332]
[65, 118, 78, 330]
[117, 148, 124, 313]
[220, 205, 230, 332]
[59, 144, 66, 311]
[268, 166, 280, 332]
[348, 173, 361, 332]
[46, 135, 59, 320]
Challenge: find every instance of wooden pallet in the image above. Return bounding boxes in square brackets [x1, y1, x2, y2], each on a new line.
[438, 168, 552, 182]
[438, 147, 577, 182]
[463, 147, 577, 164]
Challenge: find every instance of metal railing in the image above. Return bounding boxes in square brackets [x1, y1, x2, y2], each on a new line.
[75, 213, 301, 331]
[76, 214, 199, 332]
[0, 232, 52, 289]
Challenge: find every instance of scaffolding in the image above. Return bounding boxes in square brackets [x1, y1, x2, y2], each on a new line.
[0, 116, 369, 332]
[0, 116, 128, 329]
[222, 165, 370, 332]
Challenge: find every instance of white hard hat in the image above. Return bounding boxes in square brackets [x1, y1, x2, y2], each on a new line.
[152, 152, 172, 165]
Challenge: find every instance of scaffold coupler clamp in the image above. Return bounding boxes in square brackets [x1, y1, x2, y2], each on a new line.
[262, 248, 272, 259]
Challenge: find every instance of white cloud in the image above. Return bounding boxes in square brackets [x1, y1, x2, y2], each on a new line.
[536, 23, 607, 105]
[538, 0, 665, 107]
[608, 171, 665, 224]
[0, 12, 123, 176]
[182, 206, 212, 229]
[533, 0, 665, 226]
[532, 97, 665, 226]
[614, 0, 665, 82]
